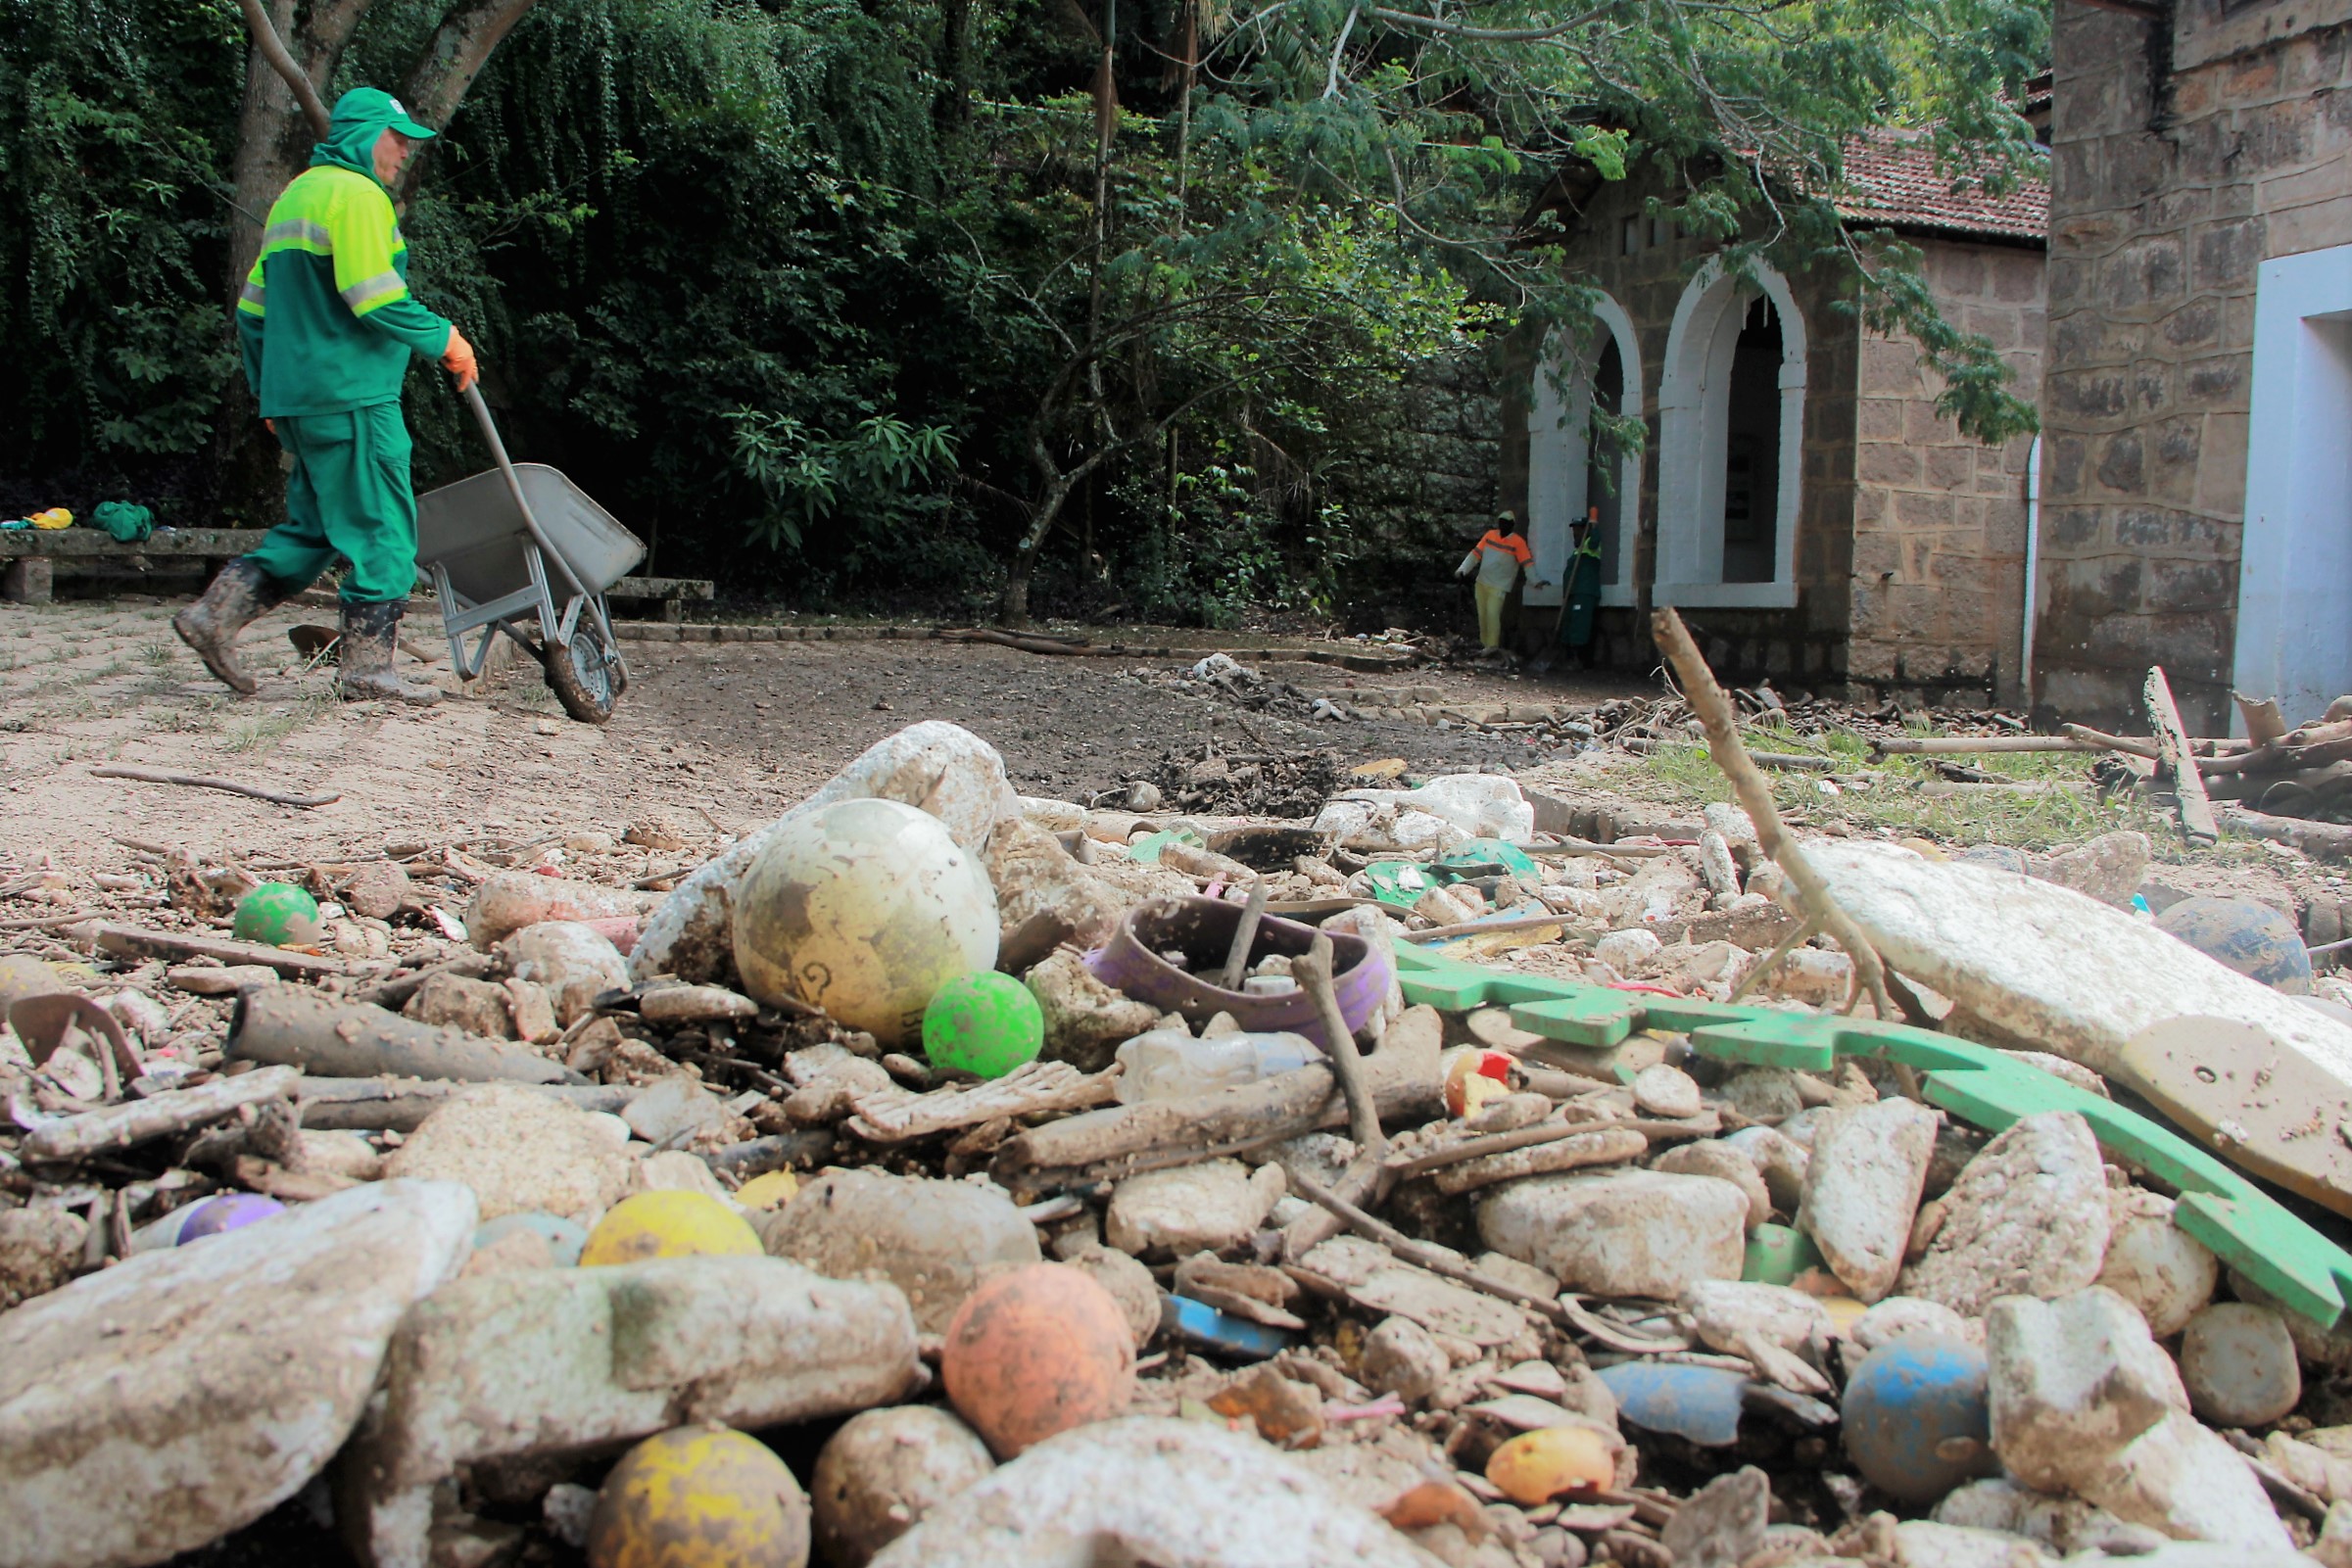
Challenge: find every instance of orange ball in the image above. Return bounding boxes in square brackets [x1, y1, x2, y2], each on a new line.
[942, 1262, 1136, 1458]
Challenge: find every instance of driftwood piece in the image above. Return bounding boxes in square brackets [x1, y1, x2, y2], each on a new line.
[291, 1075, 639, 1131]
[1219, 877, 1271, 992]
[1278, 934, 1396, 1260]
[355, 952, 495, 1010]
[703, 1129, 837, 1178]
[843, 1060, 1120, 1143]
[229, 987, 581, 1085]
[1653, 609, 1896, 1019]
[2237, 692, 2290, 746]
[995, 1005, 1443, 1183]
[89, 765, 339, 810]
[91, 923, 358, 978]
[2218, 805, 2352, 860]
[1870, 736, 2097, 756]
[2145, 666, 2220, 846]
[1429, 1126, 1650, 1195]
[20, 1065, 303, 1162]
[1287, 1168, 1567, 1327]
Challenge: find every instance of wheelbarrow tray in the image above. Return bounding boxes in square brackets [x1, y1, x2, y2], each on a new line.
[415, 462, 644, 601]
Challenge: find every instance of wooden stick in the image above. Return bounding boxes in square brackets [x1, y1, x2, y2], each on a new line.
[1286, 1167, 1566, 1326]
[21, 1065, 303, 1162]
[2218, 804, 2352, 859]
[354, 951, 493, 1009]
[91, 922, 357, 977]
[91, 766, 340, 810]
[2236, 692, 2290, 746]
[1295, 932, 1382, 1154]
[1400, 913, 1595, 945]
[1728, 914, 1822, 1003]
[1219, 875, 1271, 990]
[1652, 609, 1897, 1021]
[1386, 1114, 1715, 1178]
[1870, 736, 2097, 756]
[2145, 666, 2219, 847]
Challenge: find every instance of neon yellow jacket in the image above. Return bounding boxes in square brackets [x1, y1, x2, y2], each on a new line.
[235, 119, 454, 418]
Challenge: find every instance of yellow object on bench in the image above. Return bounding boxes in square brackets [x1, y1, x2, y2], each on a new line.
[28, 508, 71, 530]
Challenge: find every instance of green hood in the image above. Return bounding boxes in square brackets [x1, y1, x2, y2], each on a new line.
[309, 87, 436, 186]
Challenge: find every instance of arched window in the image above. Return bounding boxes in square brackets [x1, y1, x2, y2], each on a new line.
[1525, 294, 1644, 609]
[1656, 258, 1806, 606]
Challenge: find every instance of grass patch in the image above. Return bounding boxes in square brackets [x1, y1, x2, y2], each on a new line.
[219, 692, 332, 754]
[139, 639, 177, 668]
[1619, 721, 2179, 853]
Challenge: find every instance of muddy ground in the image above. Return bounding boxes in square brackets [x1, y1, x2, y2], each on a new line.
[0, 597, 1648, 868]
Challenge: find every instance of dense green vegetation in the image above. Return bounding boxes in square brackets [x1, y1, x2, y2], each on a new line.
[0, 0, 2047, 623]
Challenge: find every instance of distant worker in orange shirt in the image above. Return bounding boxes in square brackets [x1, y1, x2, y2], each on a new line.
[1455, 510, 1550, 650]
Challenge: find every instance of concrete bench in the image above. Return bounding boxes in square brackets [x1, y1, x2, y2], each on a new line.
[0, 528, 269, 604]
[603, 575, 714, 623]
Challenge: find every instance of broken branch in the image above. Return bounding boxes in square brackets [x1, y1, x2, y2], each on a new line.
[91, 766, 340, 809]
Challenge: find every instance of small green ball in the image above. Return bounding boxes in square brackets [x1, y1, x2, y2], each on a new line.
[922, 971, 1044, 1079]
[232, 881, 322, 947]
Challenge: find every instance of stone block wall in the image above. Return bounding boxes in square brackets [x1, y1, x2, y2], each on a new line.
[1848, 242, 2045, 708]
[1336, 347, 1502, 626]
[2039, 0, 2352, 733]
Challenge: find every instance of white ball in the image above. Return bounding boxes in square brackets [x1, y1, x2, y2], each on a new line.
[733, 798, 997, 1045]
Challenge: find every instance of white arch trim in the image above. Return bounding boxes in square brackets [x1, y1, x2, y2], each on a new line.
[1655, 256, 1805, 608]
[1524, 294, 1644, 609]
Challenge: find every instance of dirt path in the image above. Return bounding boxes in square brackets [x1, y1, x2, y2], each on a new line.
[0, 598, 1646, 869]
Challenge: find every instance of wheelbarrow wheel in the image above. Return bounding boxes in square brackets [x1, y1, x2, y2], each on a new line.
[545, 616, 623, 725]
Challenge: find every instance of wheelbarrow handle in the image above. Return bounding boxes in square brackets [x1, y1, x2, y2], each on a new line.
[461, 382, 593, 604]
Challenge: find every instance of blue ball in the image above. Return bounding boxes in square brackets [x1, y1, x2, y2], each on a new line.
[1842, 1336, 1998, 1502]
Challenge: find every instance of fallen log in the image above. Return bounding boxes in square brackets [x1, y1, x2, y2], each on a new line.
[2218, 804, 2352, 859]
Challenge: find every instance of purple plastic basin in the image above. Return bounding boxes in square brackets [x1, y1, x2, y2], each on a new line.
[1084, 897, 1391, 1049]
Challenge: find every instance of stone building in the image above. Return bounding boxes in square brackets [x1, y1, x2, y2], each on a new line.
[2037, 0, 2352, 733]
[1501, 138, 2047, 706]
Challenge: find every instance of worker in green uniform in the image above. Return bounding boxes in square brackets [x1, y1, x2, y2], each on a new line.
[175, 86, 477, 706]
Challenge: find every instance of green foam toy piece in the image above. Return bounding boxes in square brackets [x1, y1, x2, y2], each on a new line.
[1395, 942, 2352, 1328]
[230, 881, 321, 947]
[922, 970, 1044, 1080]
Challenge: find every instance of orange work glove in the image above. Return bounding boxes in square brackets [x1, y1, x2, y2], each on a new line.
[264, 418, 275, 435]
[442, 325, 479, 393]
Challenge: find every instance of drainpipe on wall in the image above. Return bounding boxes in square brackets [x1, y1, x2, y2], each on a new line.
[2021, 435, 2042, 707]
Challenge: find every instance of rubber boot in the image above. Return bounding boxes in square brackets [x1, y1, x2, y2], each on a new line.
[173, 558, 291, 694]
[336, 600, 442, 707]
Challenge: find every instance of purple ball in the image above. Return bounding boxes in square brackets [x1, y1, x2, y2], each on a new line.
[176, 1194, 285, 1243]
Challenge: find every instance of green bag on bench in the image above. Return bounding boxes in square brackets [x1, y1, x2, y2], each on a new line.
[93, 501, 154, 544]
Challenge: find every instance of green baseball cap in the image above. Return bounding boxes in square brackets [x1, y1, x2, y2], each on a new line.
[329, 87, 437, 140]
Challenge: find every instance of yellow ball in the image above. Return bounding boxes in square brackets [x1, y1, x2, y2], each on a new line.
[733, 1170, 800, 1211]
[580, 1191, 762, 1268]
[589, 1425, 810, 1568]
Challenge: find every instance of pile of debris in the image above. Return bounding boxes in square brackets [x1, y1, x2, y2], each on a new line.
[3, 689, 2350, 1566]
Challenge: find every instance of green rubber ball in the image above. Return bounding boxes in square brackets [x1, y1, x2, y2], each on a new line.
[232, 881, 322, 947]
[923, 971, 1044, 1079]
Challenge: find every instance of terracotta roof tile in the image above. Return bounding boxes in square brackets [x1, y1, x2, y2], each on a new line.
[1833, 128, 2047, 244]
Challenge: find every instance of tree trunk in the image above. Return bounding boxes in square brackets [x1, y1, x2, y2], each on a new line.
[225, 4, 327, 304]
[1002, 474, 1075, 625]
[938, 0, 973, 129]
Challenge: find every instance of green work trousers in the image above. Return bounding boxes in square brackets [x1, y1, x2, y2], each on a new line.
[244, 403, 418, 603]
[1474, 581, 1507, 649]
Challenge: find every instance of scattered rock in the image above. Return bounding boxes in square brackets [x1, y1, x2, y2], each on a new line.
[1934, 1477, 2168, 1557]
[405, 973, 514, 1039]
[1363, 1315, 1453, 1403]
[166, 964, 279, 996]
[383, 1085, 637, 1224]
[0, 1207, 87, 1310]
[1893, 1519, 2051, 1568]
[1852, 1296, 1977, 1352]
[2096, 1188, 2217, 1337]
[1058, 1242, 1163, 1348]
[2181, 1302, 2301, 1429]
[342, 860, 412, 921]
[501, 922, 630, 1025]
[624, 814, 692, 853]
[0, 1181, 476, 1568]
[1897, 1112, 2110, 1316]
[1594, 928, 1662, 972]
[2033, 832, 2151, 907]
[812, 1405, 996, 1568]
[1025, 948, 1162, 1071]
[1719, 1069, 1803, 1126]
[1106, 1159, 1286, 1257]
[620, 1076, 742, 1149]
[637, 983, 759, 1024]
[756, 1167, 1040, 1334]
[1658, 1466, 1770, 1568]
[1630, 1063, 1703, 1119]
[1719, 1125, 1809, 1212]
[1479, 1169, 1747, 1298]
[1650, 1140, 1772, 1231]
[1798, 1097, 1939, 1303]
[503, 978, 560, 1043]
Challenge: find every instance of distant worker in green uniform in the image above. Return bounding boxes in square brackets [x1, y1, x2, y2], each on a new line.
[1455, 510, 1550, 651]
[174, 87, 478, 707]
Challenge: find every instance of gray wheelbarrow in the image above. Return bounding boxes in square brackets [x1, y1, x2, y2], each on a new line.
[411, 386, 644, 723]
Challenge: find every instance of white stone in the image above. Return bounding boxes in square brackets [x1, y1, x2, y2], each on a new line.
[2097, 1188, 2218, 1338]
[2088, 1407, 2292, 1550]
[1106, 1160, 1286, 1258]
[1852, 1296, 1978, 1353]
[2033, 831, 2151, 907]
[1478, 1169, 1747, 1298]
[1720, 1125, 1809, 1212]
[1649, 1140, 1772, 1231]
[0, 1181, 476, 1568]
[1933, 1478, 2168, 1557]
[342, 1256, 922, 1568]
[1896, 1112, 2110, 1316]
[1594, 928, 1662, 971]
[635, 1149, 732, 1203]
[757, 1167, 1039, 1335]
[867, 1417, 1448, 1568]
[1806, 838, 2352, 1081]
[500, 921, 629, 1025]
[1797, 1097, 1939, 1303]
[1362, 1315, 1452, 1403]
[1893, 1520, 2051, 1568]
[1631, 1063, 1703, 1119]
[1681, 1280, 1834, 1354]
[1987, 1287, 2189, 1497]
[2181, 1303, 2301, 1428]
[619, 1076, 737, 1147]
[383, 1085, 636, 1225]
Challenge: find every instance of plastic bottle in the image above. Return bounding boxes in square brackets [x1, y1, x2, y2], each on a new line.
[1113, 1027, 1321, 1103]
